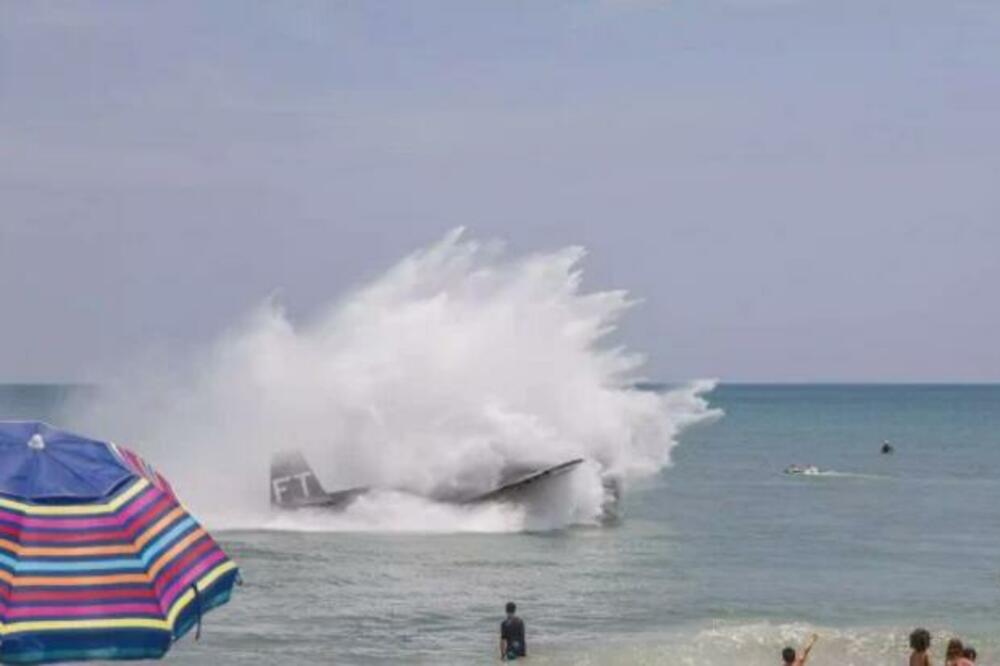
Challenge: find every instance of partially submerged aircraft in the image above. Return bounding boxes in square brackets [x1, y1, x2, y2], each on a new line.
[270, 450, 592, 511]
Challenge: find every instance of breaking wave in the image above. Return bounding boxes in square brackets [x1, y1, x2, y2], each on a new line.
[68, 229, 719, 531]
[527, 622, 994, 665]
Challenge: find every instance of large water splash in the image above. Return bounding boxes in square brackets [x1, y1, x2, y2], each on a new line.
[69, 229, 719, 531]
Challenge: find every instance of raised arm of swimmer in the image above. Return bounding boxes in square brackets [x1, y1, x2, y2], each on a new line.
[783, 634, 819, 666]
[800, 634, 819, 665]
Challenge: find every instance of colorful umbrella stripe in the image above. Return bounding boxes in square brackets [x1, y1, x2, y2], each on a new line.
[0, 438, 238, 664]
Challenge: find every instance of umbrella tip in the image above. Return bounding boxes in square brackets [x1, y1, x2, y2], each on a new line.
[28, 433, 46, 450]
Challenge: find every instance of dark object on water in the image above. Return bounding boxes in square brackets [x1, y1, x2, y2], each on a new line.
[881, 440, 894, 454]
[470, 458, 584, 504]
[501, 602, 526, 661]
[270, 450, 615, 516]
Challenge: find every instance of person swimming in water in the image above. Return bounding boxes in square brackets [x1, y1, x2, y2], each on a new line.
[881, 440, 894, 454]
[781, 633, 818, 666]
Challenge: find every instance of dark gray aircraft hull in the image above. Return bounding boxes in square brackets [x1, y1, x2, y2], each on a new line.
[270, 450, 587, 511]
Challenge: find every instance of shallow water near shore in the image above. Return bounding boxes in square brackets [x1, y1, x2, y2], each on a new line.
[3, 383, 1000, 664]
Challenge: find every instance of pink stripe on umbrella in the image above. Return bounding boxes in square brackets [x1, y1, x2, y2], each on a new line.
[0, 487, 159, 529]
[158, 551, 227, 610]
[1, 601, 165, 619]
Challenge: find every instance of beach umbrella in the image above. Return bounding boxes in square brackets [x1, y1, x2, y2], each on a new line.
[0, 421, 239, 664]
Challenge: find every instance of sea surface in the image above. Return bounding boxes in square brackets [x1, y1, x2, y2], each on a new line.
[2, 383, 999, 665]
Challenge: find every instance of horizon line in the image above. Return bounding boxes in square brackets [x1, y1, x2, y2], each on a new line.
[3, 380, 999, 388]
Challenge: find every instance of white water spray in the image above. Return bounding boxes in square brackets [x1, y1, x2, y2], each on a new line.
[69, 229, 719, 531]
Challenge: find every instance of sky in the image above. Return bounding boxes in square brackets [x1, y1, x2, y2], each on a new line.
[1, 0, 998, 383]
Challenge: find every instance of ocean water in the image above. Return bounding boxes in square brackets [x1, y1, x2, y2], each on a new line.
[2, 383, 998, 665]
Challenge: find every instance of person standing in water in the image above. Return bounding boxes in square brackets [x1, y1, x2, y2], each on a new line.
[945, 638, 974, 666]
[500, 602, 526, 661]
[782, 633, 818, 666]
[909, 628, 932, 666]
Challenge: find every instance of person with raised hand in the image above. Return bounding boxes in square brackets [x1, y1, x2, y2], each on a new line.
[781, 633, 818, 666]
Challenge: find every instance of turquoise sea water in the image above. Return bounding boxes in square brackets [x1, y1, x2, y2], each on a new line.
[2, 384, 998, 664]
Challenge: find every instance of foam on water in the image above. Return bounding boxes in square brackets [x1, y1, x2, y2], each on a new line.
[67, 229, 718, 531]
[784, 469, 890, 480]
[257, 492, 527, 534]
[530, 623, 997, 665]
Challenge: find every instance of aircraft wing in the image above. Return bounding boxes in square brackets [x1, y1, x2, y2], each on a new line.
[465, 458, 584, 504]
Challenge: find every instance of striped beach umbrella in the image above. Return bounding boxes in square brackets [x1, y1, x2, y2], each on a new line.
[0, 421, 239, 664]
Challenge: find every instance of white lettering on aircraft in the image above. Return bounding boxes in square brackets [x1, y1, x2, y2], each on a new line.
[271, 471, 315, 503]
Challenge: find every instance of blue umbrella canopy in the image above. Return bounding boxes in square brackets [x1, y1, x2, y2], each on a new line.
[0, 422, 136, 502]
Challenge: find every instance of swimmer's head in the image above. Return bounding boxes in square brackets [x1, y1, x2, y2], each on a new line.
[909, 628, 931, 652]
[782, 647, 796, 664]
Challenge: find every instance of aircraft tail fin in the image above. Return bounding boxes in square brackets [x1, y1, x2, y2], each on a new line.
[270, 450, 329, 507]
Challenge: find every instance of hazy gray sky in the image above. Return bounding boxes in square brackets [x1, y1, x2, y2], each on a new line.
[2, 1, 998, 382]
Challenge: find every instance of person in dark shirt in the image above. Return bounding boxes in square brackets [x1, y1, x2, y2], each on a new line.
[499, 601, 526, 661]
